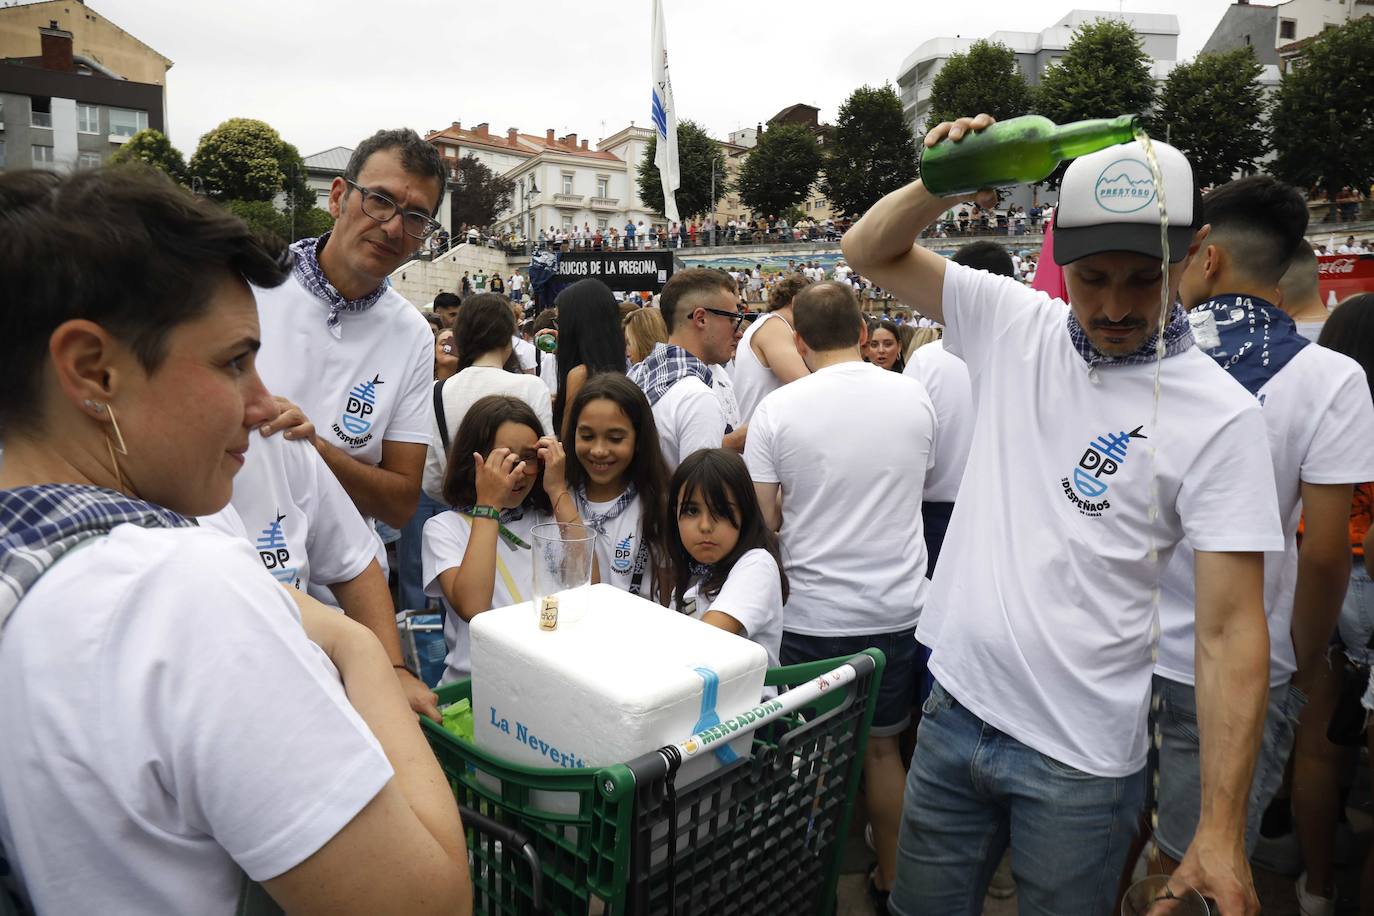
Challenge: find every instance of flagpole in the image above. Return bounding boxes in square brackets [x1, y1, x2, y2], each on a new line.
[651, 0, 680, 226]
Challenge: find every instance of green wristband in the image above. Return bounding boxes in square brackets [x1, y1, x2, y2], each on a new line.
[470, 505, 501, 520]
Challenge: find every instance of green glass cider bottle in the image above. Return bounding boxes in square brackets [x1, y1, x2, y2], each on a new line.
[919, 114, 1139, 196]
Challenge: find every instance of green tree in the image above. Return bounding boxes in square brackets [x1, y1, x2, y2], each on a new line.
[189, 118, 294, 202]
[637, 119, 728, 219]
[1155, 48, 1269, 188]
[926, 40, 1034, 131]
[450, 153, 514, 228]
[736, 123, 823, 217]
[1270, 17, 1374, 210]
[823, 84, 919, 217]
[1034, 19, 1156, 187]
[224, 199, 333, 245]
[108, 128, 188, 183]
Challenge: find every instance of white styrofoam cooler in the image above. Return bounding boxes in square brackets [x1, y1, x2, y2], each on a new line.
[470, 583, 768, 805]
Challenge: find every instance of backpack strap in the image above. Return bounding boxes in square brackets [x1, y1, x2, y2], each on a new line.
[433, 378, 451, 455]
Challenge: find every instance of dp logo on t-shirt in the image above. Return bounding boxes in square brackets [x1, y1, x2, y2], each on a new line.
[1061, 424, 1146, 516]
[332, 374, 384, 447]
[255, 511, 300, 588]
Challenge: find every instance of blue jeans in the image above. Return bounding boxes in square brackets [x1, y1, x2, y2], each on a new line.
[890, 680, 1146, 916]
[396, 490, 447, 612]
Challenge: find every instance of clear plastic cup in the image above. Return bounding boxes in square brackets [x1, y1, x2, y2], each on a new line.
[1122, 875, 1210, 915]
[530, 522, 596, 622]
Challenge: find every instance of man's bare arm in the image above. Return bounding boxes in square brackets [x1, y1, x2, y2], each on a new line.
[1290, 482, 1355, 692]
[1175, 550, 1268, 916]
[315, 438, 425, 529]
[841, 114, 999, 326]
[754, 481, 781, 532]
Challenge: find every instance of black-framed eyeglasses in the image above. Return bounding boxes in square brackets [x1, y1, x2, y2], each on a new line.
[346, 180, 442, 240]
[702, 306, 747, 332]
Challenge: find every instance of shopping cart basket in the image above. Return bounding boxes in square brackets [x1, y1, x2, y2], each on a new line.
[421, 649, 884, 915]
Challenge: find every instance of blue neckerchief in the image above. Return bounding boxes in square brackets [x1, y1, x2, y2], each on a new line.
[1067, 303, 1195, 369]
[1195, 294, 1310, 397]
[627, 343, 714, 407]
[0, 484, 192, 635]
[288, 232, 388, 338]
[573, 484, 637, 536]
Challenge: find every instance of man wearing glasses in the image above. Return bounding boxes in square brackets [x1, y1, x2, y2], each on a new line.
[253, 128, 445, 585]
[628, 268, 746, 469]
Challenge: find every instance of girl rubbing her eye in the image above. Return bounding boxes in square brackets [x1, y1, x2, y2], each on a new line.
[422, 395, 587, 684]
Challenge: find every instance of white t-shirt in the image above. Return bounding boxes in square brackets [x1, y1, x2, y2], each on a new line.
[733, 312, 794, 424]
[647, 376, 727, 470]
[538, 350, 559, 395]
[512, 336, 538, 372]
[745, 361, 936, 636]
[1157, 343, 1374, 687]
[713, 365, 742, 430]
[254, 271, 434, 469]
[582, 491, 656, 600]
[200, 433, 377, 593]
[920, 262, 1284, 778]
[1295, 320, 1326, 342]
[422, 367, 554, 503]
[421, 509, 547, 683]
[681, 548, 784, 672]
[0, 526, 392, 914]
[904, 340, 974, 503]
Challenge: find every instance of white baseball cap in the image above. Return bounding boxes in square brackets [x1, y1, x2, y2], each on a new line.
[1052, 139, 1202, 266]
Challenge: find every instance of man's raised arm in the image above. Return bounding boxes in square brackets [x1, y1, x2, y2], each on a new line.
[842, 114, 1000, 326]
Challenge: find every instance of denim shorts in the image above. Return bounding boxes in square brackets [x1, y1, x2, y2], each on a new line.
[1153, 675, 1306, 861]
[779, 628, 923, 737]
[1338, 560, 1374, 668]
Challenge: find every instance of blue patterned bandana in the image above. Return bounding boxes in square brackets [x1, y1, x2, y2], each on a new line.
[0, 484, 192, 634]
[1067, 303, 1194, 369]
[288, 232, 388, 338]
[627, 343, 714, 407]
[1195, 294, 1309, 397]
[573, 484, 638, 536]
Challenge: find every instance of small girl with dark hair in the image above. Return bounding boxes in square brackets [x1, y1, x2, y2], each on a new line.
[665, 448, 787, 671]
[422, 395, 586, 683]
[564, 373, 671, 600]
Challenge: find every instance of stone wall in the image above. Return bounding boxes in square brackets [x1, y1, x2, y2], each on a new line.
[387, 243, 512, 309]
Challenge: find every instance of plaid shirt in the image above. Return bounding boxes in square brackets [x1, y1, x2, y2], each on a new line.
[289, 232, 388, 338]
[0, 484, 191, 635]
[1066, 303, 1194, 369]
[627, 343, 714, 407]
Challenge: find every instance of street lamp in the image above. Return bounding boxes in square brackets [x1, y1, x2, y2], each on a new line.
[524, 175, 540, 256]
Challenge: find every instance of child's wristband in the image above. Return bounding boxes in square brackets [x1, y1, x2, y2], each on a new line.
[470, 505, 501, 520]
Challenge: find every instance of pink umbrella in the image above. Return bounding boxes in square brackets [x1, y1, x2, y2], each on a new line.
[1031, 219, 1068, 302]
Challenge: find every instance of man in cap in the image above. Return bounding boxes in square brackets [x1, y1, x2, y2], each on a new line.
[844, 113, 1280, 915]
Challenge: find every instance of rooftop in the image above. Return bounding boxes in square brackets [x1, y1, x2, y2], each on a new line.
[426, 121, 622, 162]
[302, 146, 353, 173]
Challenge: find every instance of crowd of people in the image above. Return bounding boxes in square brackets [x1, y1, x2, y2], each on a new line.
[3, 116, 1374, 916]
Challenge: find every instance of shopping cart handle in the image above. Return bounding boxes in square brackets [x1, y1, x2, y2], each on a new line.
[458, 805, 545, 912]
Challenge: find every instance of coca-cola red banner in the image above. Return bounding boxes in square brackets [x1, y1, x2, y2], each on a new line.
[1318, 254, 1374, 307]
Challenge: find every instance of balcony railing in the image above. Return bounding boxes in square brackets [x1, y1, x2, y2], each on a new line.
[30, 111, 52, 129]
[552, 192, 585, 205]
[589, 196, 619, 211]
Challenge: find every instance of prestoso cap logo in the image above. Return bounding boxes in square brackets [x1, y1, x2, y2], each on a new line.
[1094, 159, 1156, 214]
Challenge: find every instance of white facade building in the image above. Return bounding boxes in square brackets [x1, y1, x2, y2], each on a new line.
[896, 10, 1181, 137]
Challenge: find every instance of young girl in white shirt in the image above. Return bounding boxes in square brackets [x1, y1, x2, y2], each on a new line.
[422, 395, 586, 683]
[665, 448, 788, 669]
[563, 372, 671, 601]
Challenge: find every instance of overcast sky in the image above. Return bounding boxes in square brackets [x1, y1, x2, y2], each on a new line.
[106, 0, 1237, 158]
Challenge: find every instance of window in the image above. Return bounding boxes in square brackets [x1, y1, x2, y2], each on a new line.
[108, 108, 148, 139]
[597, 219, 608, 231]
[596, 176, 609, 198]
[30, 97, 52, 129]
[444, 146, 455, 157]
[77, 103, 99, 133]
[561, 173, 574, 195]
[77, 151, 102, 169]
[1279, 19, 1297, 39]
[561, 215, 573, 231]
[31, 145, 54, 167]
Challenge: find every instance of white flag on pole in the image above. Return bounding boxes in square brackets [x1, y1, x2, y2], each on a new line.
[651, 0, 680, 224]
